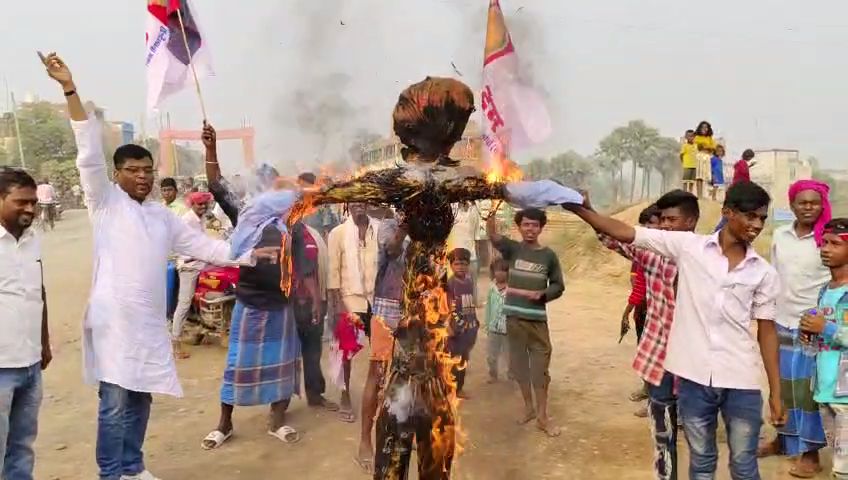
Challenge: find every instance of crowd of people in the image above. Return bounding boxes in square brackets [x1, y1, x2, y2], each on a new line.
[679, 120, 757, 202]
[595, 176, 848, 479]
[2, 53, 848, 480]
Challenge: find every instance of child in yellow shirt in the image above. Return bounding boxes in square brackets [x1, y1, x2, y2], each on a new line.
[680, 129, 697, 194]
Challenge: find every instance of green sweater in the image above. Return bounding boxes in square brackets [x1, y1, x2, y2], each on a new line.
[493, 237, 564, 322]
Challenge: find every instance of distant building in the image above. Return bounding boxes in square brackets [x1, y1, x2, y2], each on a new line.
[359, 120, 483, 170]
[747, 149, 812, 212]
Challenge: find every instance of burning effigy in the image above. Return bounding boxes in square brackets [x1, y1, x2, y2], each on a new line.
[284, 77, 580, 480]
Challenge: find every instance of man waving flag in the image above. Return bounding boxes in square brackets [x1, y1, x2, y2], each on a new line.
[146, 0, 213, 113]
[481, 0, 551, 169]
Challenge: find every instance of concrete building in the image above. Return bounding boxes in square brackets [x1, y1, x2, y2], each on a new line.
[748, 149, 812, 214]
[359, 120, 483, 170]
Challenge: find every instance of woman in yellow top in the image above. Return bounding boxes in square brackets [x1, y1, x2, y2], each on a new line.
[693, 121, 716, 198]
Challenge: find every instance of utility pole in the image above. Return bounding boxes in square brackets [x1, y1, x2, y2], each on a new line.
[167, 112, 179, 177]
[10, 92, 26, 169]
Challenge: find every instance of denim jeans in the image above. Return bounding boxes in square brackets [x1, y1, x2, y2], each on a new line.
[0, 363, 42, 480]
[678, 378, 763, 480]
[96, 382, 152, 480]
[647, 371, 677, 480]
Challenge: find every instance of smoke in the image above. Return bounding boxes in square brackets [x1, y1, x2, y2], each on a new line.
[248, 1, 557, 173]
[386, 382, 414, 423]
[264, 0, 376, 172]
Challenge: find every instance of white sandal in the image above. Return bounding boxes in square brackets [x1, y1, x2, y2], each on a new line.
[201, 430, 232, 450]
[267, 425, 301, 444]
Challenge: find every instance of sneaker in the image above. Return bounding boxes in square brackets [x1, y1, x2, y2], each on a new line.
[121, 471, 162, 480]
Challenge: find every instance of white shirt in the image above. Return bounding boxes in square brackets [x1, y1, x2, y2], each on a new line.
[634, 227, 779, 390]
[327, 218, 379, 313]
[73, 118, 243, 397]
[36, 184, 56, 203]
[0, 226, 43, 368]
[177, 210, 207, 271]
[447, 207, 479, 261]
[771, 224, 831, 329]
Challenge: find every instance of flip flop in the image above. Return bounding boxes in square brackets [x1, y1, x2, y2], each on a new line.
[338, 409, 356, 423]
[268, 425, 301, 444]
[536, 420, 562, 438]
[629, 390, 648, 402]
[354, 456, 374, 474]
[517, 410, 537, 425]
[788, 462, 822, 479]
[200, 430, 232, 450]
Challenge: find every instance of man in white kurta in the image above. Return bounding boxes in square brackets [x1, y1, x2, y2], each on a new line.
[42, 53, 260, 480]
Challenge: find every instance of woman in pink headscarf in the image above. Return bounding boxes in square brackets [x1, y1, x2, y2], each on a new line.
[759, 179, 832, 477]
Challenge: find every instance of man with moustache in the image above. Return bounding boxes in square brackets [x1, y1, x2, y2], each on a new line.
[0, 168, 52, 480]
[41, 53, 276, 480]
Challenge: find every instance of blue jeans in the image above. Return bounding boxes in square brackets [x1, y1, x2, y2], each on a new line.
[647, 372, 677, 480]
[96, 382, 152, 480]
[0, 363, 42, 480]
[678, 378, 763, 480]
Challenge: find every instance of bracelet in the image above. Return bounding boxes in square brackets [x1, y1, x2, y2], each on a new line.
[63, 90, 77, 97]
[205, 161, 219, 164]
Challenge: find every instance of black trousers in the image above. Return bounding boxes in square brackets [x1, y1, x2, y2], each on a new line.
[294, 298, 326, 403]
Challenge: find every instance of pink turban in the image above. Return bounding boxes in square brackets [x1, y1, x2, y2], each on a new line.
[187, 191, 213, 206]
[788, 179, 831, 246]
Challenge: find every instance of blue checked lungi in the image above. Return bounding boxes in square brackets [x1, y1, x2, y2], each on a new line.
[220, 301, 301, 406]
[777, 324, 827, 455]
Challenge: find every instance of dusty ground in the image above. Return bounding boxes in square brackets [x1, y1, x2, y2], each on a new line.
[33, 210, 827, 479]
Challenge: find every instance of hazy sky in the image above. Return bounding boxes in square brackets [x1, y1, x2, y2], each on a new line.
[3, 0, 847, 173]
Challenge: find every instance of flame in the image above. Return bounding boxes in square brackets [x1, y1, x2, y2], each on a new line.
[403, 251, 466, 473]
[485, 154, 523, 184]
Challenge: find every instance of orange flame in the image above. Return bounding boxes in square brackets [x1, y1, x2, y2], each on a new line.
[405, 251, 467, 470]
[485, 154, 523, 184]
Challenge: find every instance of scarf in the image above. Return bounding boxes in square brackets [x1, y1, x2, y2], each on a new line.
[229, 189, 299, 258]
[788, 179, 831, 247]
[186, 191, 213, 206]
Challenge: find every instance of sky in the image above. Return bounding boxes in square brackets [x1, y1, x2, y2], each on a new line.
[2, 0, 847, 174]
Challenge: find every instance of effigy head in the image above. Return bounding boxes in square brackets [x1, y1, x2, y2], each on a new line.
[392, 77, 475, 165]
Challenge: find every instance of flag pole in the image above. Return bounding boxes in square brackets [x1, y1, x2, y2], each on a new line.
[175, 7, 208, 121]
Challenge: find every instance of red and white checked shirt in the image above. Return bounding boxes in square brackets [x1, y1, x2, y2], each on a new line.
[600, 234, 678, 386]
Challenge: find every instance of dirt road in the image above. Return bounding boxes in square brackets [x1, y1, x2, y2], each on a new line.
[34, 210, 822, 479]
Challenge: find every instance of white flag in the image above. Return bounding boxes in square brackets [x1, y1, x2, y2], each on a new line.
[481, 0, 551, 163]
[145, 0, 213, 114]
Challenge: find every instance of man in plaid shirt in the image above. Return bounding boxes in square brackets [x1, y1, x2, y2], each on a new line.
[584, 190, 700, 480]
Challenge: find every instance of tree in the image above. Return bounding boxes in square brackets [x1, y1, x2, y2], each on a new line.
[651, 137, 682, 193]
[595, 150, 623, 204]
[522, 157, 550, 180]
[548, 150, 594, 188]
[39, 159, 80, 195]
[6, 101, 77, 173]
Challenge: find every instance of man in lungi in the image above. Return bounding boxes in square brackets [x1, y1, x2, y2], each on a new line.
[199, 125, 303, 450]
[759, 179, 832, 478]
